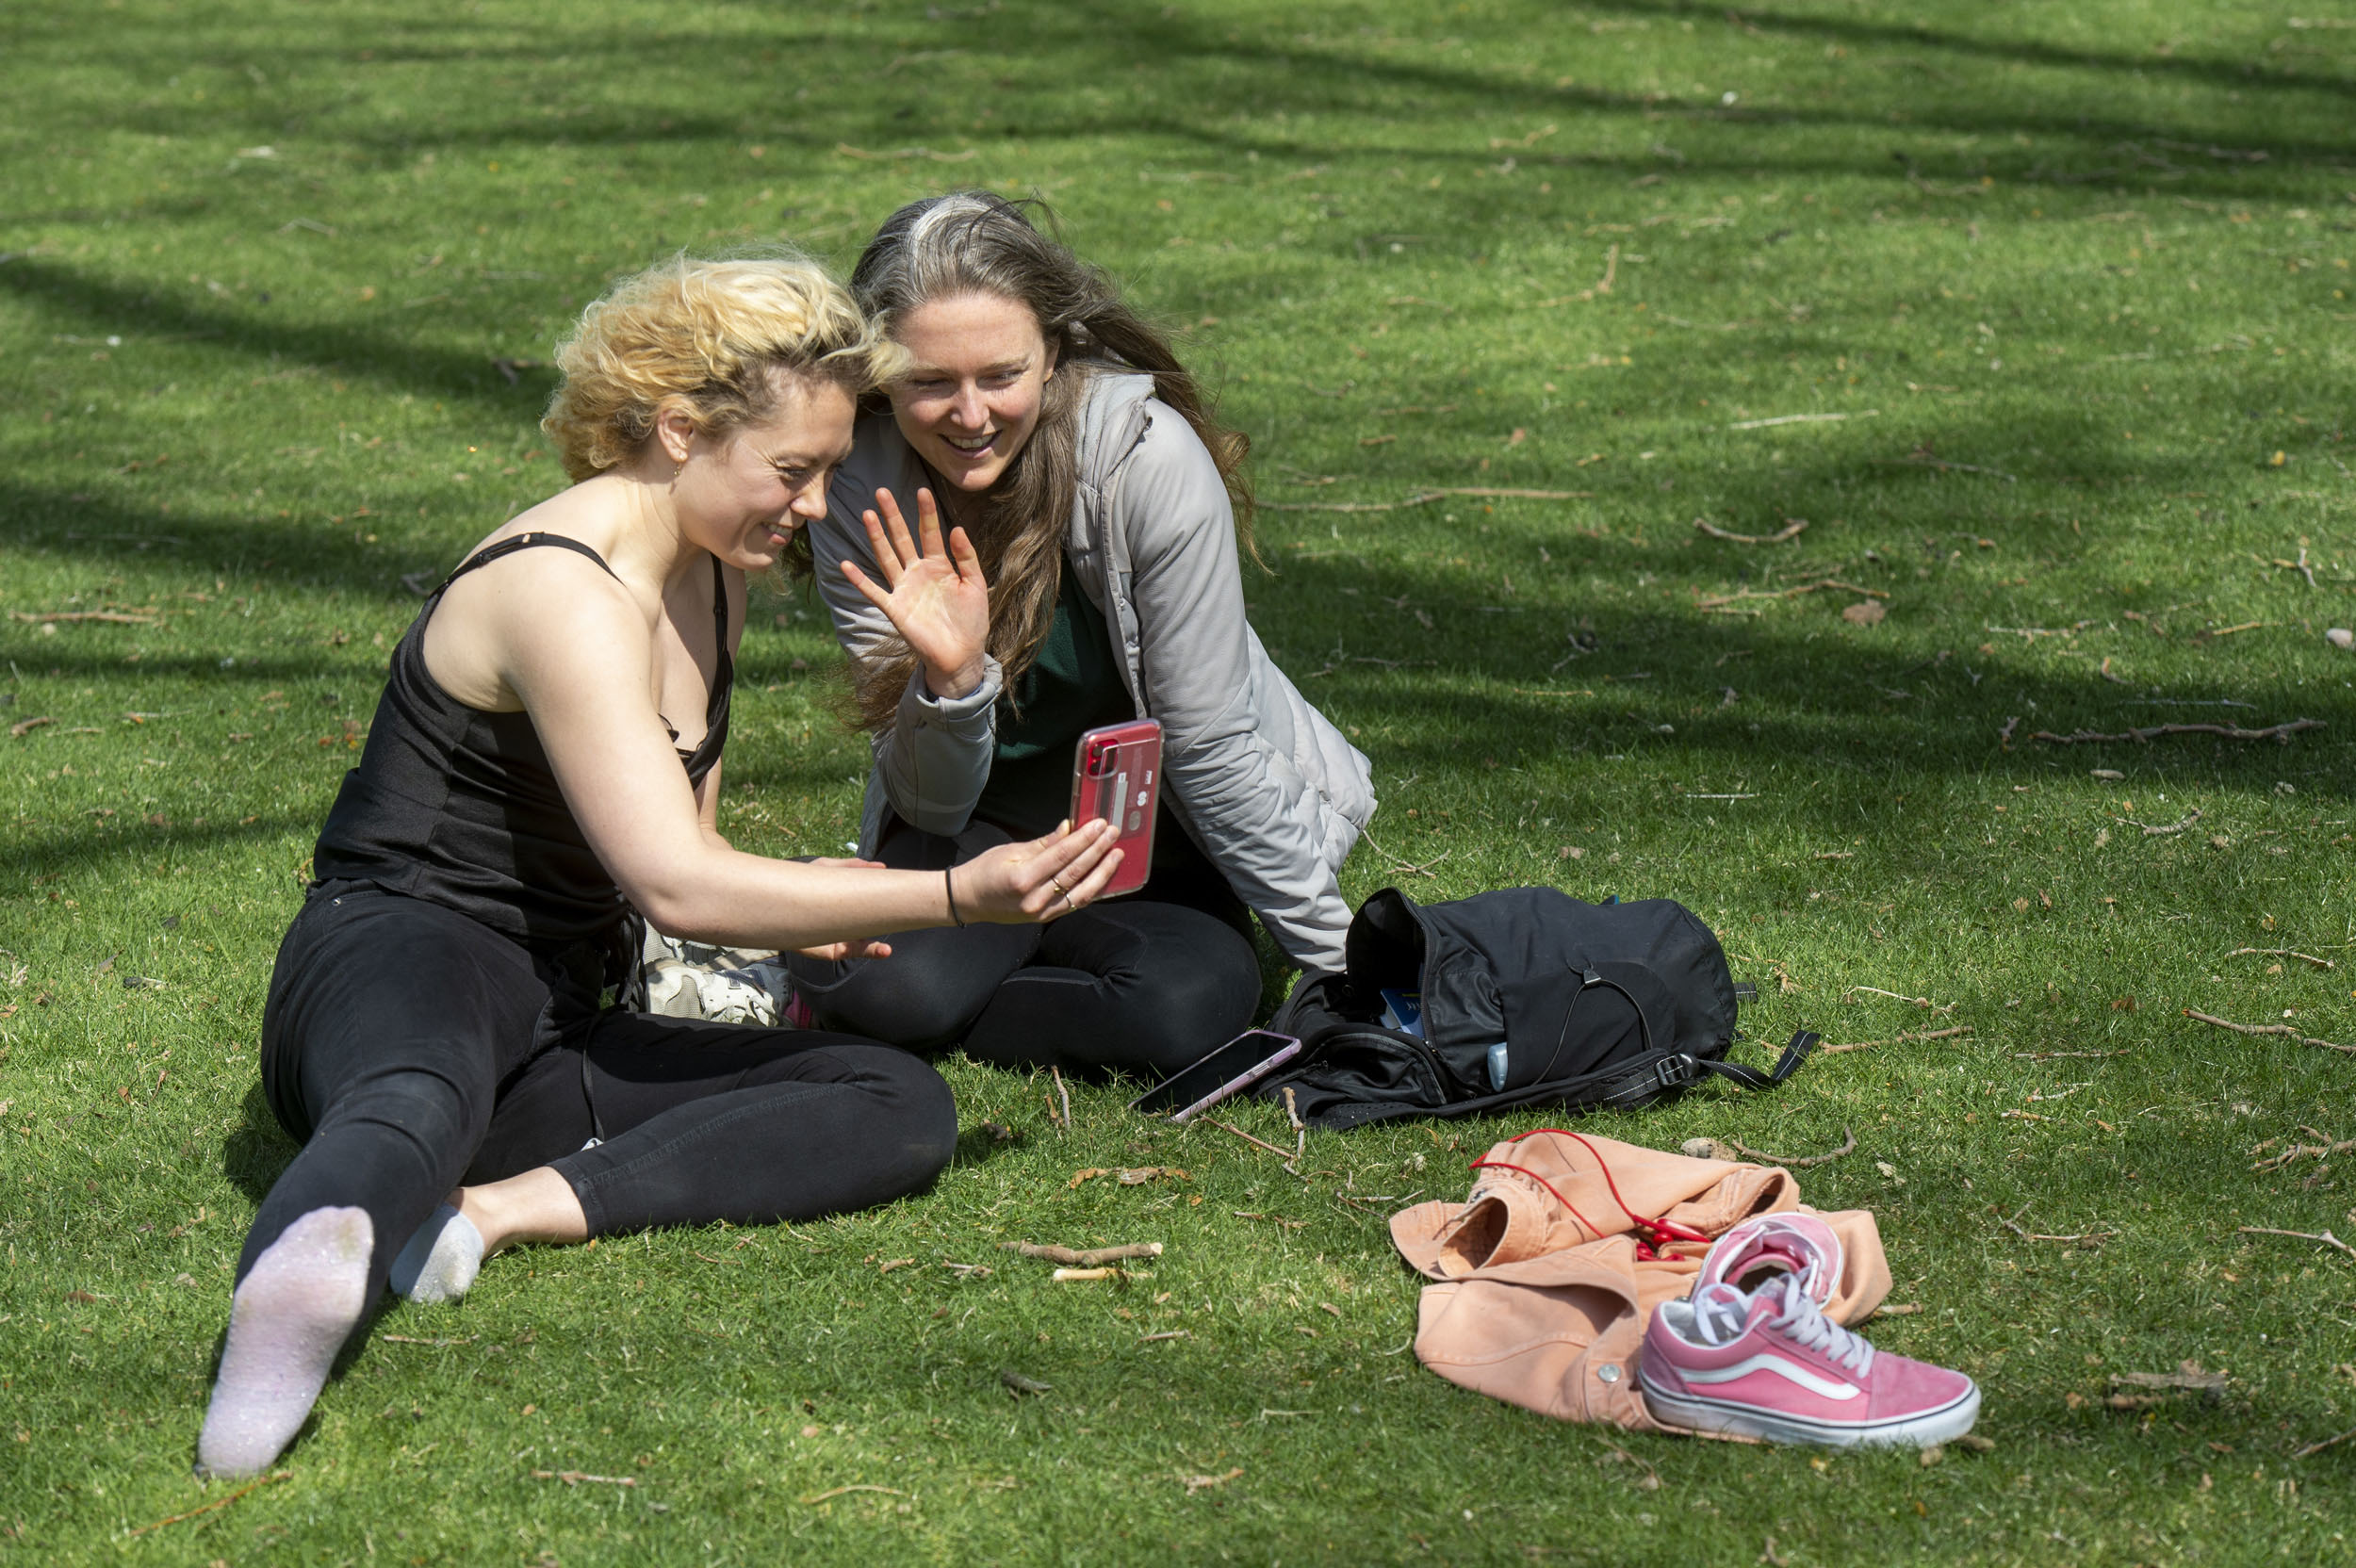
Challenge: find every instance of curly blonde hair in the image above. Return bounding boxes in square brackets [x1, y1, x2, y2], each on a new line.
[543, 253, 892, 482]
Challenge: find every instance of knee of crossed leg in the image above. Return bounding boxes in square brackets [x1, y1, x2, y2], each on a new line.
[870, 1053, 960, 1198]
[818, 963, 992, 1053]
[1119, 947, 1264, 1079]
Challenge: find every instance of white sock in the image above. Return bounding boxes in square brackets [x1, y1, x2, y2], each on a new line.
[197, 1206, 372, 1478]
[387, 1204, 483, 1304]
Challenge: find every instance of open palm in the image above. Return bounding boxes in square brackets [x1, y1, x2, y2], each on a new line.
[841, 487, 991, 700]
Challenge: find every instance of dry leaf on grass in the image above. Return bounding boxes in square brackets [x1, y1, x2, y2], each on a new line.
[1842, 599, 1888, 627]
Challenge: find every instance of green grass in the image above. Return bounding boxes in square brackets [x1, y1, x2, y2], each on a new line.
[4, 0, 2353, 1561]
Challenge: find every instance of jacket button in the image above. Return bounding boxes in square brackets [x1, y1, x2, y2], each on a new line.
[1595, 1364, 1622, 1383]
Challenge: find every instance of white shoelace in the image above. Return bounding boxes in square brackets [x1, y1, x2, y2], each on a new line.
[1770, 1282, 1875, 1376]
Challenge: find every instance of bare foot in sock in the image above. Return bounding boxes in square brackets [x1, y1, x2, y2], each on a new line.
[388, 1203, 483, 1303]
[197, 1206, 372, 1478]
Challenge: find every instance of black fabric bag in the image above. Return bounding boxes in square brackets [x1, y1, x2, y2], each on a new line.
[1254, 886, 1815, 1130]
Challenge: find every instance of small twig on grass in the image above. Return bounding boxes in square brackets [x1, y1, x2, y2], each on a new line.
[2237, 1225, 2356, 1263]
[2184, 1009, 2355, 1056]
[1180, 1466, 1245, 1495]
[123, 1470, 289, 1537]
[1261, 485, 1592, 514]
[1720, 1125, 1855, 1168]
[1996, 1206, 2118, 1248]
[1845, 986, 1940, 1007]
[1050, 1066, 1071, 1134]
[1053, 1266, 1145, 1282]
[2294, 1424, 2356, 1460]
[1360, 831, 1450, 878]
[10, 610, 160, 626]
[1821, 1025, 1970, 1055]
[381, 1333, 478, 1347]
[1727, 410, 1876, 432]
[1695, 579, 1887, 612]
[1001, 1241, 1163, 1266]
[2225, 947, 2334, 970]
[2252, 1135, 2356, 1172]
[1235, 1210, 1309, 1229]
[1210, 1119, 1301, 1164]
[2014, 1049, 2128, 1060]
[1140, 1330, 1191, 1343]
[1694, 517, 1808, 545]
[2133, 808, 2202, 836]
[1876, 446, 2017, 482]
[533, 1470, 637, 1488]
[800, 1483, 906, 1504]
[2033, 719, 2325, 745]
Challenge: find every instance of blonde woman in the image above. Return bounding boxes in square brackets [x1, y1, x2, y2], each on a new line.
[195, 254, 1120, 1478]
[780, 193, 1375, 1079]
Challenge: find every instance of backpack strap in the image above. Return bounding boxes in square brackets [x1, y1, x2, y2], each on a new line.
[1693, 1029, 1820, 1091]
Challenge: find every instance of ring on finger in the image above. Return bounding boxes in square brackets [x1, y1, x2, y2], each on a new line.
[1048, 874, 1070, 895]
[1063, 892, 1079, 915]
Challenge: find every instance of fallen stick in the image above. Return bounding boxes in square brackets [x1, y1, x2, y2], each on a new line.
[123, 1470, 290, 1537]
[1693, 517, 1808, 545]
[1727, 411, 1876, 431]
[1996, 1208, 2116, 1247]
[2013, 1049, 2128, 1060]
[1052, 1266, 1129, 1282]
[2000, 1109, 2051, 1122]
[1210, 1119, 1300, 1163]
[1846, 985, 1937, 1006]
[2293, 1424, 2356, 1461]
[1720, 1125, 1855, 1168]
[1050, 1065, 1072, 1133]
[1001, 1241, 1164, 1266]
[532, 1470, 637, 1488]
[1821, 1024, 1971, 1055]
[2237, 1225, 2356, 1262]
[8, 715, 54, 738]
[10, 610, 159, 626]
[2031, 719, 2324, 745]
[2251, 1135, 2356, 1172]
[2184, 1009, 2354, 1056]
[1695, 579, 1888, 612]
[2134, 808, 2202, 836]
[800, 1483, 907, 1504]
[2224, 947, 2334, 970]
[1140, 1330, 1191, 1343]
[1262, 485, 1593, 514]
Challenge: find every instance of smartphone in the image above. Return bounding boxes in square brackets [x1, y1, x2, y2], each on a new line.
[1070, 718, 1162, 900]
[1129, 1029, 1303, 1123]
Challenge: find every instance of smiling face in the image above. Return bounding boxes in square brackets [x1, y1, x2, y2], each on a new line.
[672, 372, 857, 570]
[885, 290, 1057, 493]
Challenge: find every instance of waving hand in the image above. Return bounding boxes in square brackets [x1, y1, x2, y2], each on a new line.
[839, 487, 990, 700]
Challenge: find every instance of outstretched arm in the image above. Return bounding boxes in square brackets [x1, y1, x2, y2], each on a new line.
[495, 560, 1117, 951]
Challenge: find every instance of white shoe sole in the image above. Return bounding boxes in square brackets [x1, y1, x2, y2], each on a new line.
[1641, 1372, 1981, 1448]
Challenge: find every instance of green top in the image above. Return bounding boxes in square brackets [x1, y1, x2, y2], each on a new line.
[972, 562, 1137, 843]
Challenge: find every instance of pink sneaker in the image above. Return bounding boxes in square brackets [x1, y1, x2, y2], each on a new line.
[1641, 1275, 1979, 1447]
[1696, 1212, 1844, 1305]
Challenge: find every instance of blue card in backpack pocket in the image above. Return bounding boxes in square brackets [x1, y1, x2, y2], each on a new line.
[1378, 988, 1425, 1037]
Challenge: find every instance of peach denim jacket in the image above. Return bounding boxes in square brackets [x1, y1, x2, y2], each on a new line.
[1388, 1130, 1891, 1431]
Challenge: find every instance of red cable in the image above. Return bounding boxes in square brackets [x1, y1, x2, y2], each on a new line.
[1464, 1158, 1608, 1246]
[1477, 1128, 1713, 1257]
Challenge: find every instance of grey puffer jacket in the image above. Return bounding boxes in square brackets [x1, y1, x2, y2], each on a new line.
[810, 370, 1377, 973]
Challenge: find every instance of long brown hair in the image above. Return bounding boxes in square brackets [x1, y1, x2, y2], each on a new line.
[825, 191, 1256, 732]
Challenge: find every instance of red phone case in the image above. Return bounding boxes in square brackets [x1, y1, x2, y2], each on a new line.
[1070, 718, 1162, 899]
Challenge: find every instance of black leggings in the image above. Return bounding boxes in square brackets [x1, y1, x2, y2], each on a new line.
[239, 885, 957, 1297]
[784, 815, 1262, 1081]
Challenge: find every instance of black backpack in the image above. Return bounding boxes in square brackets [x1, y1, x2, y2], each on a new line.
[1254, 886, 1817, 1130]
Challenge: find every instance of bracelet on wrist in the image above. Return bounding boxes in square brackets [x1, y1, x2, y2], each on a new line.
[944, 866, 968, 927]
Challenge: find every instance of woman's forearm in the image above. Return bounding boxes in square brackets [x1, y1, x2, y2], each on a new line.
[634, 847, 956, 951]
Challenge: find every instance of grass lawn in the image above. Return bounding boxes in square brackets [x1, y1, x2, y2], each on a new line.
[4, 0, 2353, 1560]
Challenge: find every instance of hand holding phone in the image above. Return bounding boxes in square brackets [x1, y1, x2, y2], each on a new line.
[1070, 718, 1162, 900]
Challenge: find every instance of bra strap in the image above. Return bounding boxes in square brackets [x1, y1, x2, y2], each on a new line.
[436, 531, 622, 596]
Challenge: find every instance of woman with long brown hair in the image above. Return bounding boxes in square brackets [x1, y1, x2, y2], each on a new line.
[777, 192, 1375, 1079]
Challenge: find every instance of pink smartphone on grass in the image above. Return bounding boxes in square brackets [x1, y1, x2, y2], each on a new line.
[1129, 1030, 1304, 1123]
[1070, 718, 1162, 900]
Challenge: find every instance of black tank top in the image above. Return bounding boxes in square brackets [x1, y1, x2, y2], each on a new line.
[310, 532, 732, 953]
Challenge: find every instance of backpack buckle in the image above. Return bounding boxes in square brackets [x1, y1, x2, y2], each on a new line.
[1653, 1054, 1697, 1092]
